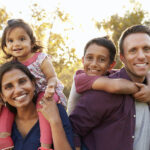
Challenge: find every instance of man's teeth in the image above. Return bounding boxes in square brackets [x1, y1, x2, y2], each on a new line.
[15, 94, 26, 101]
[136, 63, 146, 67]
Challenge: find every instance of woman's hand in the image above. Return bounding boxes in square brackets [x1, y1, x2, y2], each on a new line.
[37, 97, 60, 123]
[37, 98, 72, 150]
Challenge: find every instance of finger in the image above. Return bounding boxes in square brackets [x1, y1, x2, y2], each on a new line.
[135, 82, 144, 89]
[133, 91, 144, 99]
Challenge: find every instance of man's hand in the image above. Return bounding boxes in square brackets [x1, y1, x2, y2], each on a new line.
[132, 83, 150, 103]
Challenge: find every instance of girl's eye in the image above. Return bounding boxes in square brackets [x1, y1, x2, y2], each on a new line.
[8, 39, 13, 43]
[20, 37, 25, 41]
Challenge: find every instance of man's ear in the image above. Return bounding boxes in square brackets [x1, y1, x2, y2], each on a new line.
[108, 61, 116, 70]
[120, 54, 125, 63]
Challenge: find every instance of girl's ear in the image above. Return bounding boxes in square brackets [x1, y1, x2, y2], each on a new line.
[108, 61, 116, 70]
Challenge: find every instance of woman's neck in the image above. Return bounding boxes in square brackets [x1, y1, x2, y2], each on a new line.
[16, 102, 38, 121]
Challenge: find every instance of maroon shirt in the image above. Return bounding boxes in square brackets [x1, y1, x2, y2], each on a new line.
[69, 68, 136, 150]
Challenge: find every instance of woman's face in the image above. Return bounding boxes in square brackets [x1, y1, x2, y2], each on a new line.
[1, 68, 35, 108]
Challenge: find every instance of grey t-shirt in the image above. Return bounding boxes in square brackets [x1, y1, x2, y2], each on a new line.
[133, 101, 150, 150]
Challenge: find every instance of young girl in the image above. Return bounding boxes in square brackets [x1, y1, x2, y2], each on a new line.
[0, 19, 67, 150]
[67, 37, 150, 116]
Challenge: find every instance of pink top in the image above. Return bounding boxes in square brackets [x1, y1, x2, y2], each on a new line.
[75, 69, 118, 93]
[22, 52, 67, 107]
[74, 70, 99, 93]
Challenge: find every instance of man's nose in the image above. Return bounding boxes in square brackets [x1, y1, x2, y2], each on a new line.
[137, 49, 145, 60]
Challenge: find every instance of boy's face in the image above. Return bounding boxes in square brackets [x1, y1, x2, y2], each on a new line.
[83, 43, 111, 76]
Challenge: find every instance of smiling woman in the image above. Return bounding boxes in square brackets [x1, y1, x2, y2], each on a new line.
[0, 61, 75, 150]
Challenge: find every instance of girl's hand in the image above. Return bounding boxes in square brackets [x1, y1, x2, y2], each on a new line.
[44, 84, 55, 99]
[132, 83, 150, 103]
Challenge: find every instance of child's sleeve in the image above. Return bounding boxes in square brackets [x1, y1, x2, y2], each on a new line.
[75, 70, 99, 93]
[67, 78, 81, 115]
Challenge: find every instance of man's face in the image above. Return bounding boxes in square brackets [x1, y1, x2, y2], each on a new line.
[83, 43, 111, 76]
[121, 33, 150, 82]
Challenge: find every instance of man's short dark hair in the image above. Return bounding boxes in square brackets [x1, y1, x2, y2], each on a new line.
[119, 25, 150, 55]
[84, 36, 116, 64]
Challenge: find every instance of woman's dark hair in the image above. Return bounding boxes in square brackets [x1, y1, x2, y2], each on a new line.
[0, 61, 37, 113]
[1, 19, 43, 58]
[84, 36, 116, 64]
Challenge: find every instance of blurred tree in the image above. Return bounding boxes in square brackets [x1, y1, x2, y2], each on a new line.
[95, 0, 150, 68]
[30, 3, 82, 97]
[0, 7, 10, 64]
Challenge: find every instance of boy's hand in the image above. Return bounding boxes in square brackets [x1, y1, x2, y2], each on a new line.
[132, 83, 150, 103]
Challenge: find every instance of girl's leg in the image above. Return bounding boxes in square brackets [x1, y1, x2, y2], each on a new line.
[0, 106, 14, 149]
[36, 92, 53, 149]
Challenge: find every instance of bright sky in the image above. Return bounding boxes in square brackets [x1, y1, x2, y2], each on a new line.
[0, 0, 149, 58]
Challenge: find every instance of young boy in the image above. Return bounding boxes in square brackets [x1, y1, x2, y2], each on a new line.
[67, 36, 149, 115]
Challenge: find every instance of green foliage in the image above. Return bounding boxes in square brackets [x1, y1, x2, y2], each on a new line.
[95, 1, 150, 69]
[30, 3, 81, 97]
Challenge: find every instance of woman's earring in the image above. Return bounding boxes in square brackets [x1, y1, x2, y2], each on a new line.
[4, 102, 7, 107]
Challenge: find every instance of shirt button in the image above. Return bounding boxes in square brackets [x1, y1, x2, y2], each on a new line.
[132, 136, 135, 139]
[133, 115, 136, 118]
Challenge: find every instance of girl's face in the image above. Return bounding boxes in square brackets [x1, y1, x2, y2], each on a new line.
[83, 43, 111, 76]
[6, 27, 33, 62]
[1, 69, 35, 109]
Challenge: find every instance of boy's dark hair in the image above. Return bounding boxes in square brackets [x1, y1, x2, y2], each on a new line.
[84, 36, 116, 64]
[0, 61, 37, 113]
[1, 19, 43, 58]
[119, 24, 150, 55]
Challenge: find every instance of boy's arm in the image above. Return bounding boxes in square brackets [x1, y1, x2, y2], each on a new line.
[75, 70, 99, 93]
[92, 77, 139, 94]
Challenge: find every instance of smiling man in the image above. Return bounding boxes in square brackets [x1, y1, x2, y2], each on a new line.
[69, 25, 150, 150]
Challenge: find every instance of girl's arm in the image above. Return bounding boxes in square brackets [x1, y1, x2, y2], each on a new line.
[40, 56, 57, 99]
[37, 98, 73, 150]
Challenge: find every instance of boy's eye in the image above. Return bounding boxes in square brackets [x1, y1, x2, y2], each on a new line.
[98, 58, 105, 62]
[86, 56, 93, 61]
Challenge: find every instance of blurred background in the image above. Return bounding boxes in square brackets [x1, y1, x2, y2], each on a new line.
[0, 0, 149, 97]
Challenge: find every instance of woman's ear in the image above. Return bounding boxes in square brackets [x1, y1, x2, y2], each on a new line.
[0, 93, 6, 103]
